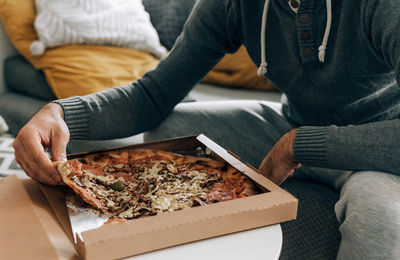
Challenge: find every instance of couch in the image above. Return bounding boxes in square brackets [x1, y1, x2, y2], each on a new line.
[0, 16, 341, 260]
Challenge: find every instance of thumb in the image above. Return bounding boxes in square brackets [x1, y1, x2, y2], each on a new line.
[51, 129, 69, 162]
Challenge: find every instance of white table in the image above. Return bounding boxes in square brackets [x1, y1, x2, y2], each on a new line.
[128, 224, 282, 260]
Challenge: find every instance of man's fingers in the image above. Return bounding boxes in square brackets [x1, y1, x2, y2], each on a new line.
[25, 156, 58, 185]
[15, 147, 59, 185]
[13, 103, 68, 185]
[51, 126, 69, 162]
[19, 132, 62, 184]
[258, 156, 296, 185]
[14, 155, 32, 179]
[269, 169, 287, 185]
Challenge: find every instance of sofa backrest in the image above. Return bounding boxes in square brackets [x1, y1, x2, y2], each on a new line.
[0, 20, 17, 94]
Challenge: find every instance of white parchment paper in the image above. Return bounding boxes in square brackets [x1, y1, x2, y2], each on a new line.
[66, 194, 109, 242]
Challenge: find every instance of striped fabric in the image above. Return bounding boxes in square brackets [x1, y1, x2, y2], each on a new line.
[33, 0, 167, 57]
[0, 135, 26, 179]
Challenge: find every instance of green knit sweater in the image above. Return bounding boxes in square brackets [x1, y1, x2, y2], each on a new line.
[55, 0, 400, 174]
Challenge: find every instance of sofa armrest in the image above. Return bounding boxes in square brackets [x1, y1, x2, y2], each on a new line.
[0, 20, 18, 94]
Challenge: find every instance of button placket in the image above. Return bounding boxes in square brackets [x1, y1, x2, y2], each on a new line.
[300, 31, 311, 40]
[299, 13, 311, 24]
[296, 0, 317, 64]
[303, 48, 314, 57]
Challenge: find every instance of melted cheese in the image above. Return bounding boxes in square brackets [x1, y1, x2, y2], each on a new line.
[139, 164, 163, 180]
[77, 160, 220, 219]
[118, 207, 133, 218]
[140, 163, 211, 214]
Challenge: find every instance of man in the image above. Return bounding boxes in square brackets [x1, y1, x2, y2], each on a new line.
[13, 0, 400, 258]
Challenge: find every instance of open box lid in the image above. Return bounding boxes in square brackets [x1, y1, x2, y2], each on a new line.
[0, 175, 59, 260]
[41, 134, 298, 259]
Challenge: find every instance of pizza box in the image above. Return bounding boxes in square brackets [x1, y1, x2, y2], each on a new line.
[0, 175, 77, 260]
[0, 175, 60, 260]
[40, 134, 298, 260]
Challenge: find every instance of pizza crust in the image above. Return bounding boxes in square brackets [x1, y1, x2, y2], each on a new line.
[55, 161, 104, 209]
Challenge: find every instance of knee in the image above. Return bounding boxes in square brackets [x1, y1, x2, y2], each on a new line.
[335, 171, 400, 224]
[144, 104, 200, 142]
[334, 171, 400, 259]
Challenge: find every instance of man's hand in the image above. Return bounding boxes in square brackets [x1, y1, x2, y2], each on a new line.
[259, 129, 301, 185]
[13, 103, 69, 185]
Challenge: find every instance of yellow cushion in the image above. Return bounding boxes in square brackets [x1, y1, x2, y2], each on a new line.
[0, 0, 159, 99]
[0, 0, 39, 64]
[40, 46, 159, 98]
[203, 46, 276, 91]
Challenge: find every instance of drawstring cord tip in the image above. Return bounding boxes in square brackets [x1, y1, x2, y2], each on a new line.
[257, 63, 268, 77]
[318, 45, 326, 63]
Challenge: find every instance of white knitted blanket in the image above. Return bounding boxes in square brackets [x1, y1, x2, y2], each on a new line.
[31, 0, 167, 57]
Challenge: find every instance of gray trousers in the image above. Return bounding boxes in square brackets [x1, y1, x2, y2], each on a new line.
[144, 100, 400, 260]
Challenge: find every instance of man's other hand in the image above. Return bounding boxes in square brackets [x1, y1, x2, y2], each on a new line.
[13, 103, 69, 185]
[259, 129, 300, 185]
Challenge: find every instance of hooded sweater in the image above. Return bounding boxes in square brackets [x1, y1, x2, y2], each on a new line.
[55, 0, 400, 174]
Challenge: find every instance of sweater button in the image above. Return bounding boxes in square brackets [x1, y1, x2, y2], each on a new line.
[299, 13, 311, 23]
[303, 48, 314, 57]
[300, 31, 311, 40]
[289, 0, 299, 9]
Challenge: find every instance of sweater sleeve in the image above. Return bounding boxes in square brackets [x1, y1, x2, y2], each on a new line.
[54, 0, 242, 140]
[294, 0, 400, 175]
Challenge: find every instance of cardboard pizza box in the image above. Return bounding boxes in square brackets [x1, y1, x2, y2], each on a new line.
[0, 175, 62, 260]
[0, 175, 79, 260]
[40, 134, 298, 260]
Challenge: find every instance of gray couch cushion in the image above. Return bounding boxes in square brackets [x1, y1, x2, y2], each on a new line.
[280, 179, 341, 260]
[0, 92, 47, 135]
[4, 55, 55, 101]
[143, 0, 197, 50]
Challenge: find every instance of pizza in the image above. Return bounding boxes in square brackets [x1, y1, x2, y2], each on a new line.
[55, 148, 258, 220]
